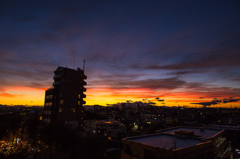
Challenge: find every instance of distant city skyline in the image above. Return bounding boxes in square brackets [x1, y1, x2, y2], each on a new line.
[0, 0, 240, 107]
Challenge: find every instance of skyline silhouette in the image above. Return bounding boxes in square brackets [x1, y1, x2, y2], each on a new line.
[0, 0, 240, 107]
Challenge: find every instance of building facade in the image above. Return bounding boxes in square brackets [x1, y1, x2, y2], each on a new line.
[43, 66, 87, 130]
[121, 126, 232, 159]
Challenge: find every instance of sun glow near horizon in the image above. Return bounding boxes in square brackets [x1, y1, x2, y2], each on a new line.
[0, 86, 239, 108]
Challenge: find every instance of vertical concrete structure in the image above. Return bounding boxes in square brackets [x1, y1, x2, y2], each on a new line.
[43, 66, 87, 130]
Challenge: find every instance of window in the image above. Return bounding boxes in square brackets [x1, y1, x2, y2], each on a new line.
[46, 95, 53, 99]
[45, 102, 52, 106]
[71, 108, 75, 113]
[60, 100, 64, 104]
[59, 108, 63, 112]
[78, 94, 81, 98]
[78, 101, 80, 105]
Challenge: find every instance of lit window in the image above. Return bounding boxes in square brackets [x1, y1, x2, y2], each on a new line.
[60, 100, 64, 104]
[39, 116, 42, 120]
[78, 101, 80, 105]
[71, 108, 75, 113]
[59, 108, 62, 112]
[78, 94, 81, 98]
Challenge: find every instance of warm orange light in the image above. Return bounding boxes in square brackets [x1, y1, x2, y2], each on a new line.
[0, 86, 239, 108]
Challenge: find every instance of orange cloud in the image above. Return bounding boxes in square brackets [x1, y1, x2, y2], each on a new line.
[0, 93, 22, 98]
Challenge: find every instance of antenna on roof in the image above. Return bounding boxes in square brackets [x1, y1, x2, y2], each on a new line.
[83, 60, 85, 71]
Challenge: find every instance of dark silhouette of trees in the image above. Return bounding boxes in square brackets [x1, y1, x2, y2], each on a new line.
[0, 114, 22, 140]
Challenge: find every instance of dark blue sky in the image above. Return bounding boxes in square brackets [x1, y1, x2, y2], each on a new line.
[0, 0, 240, 106]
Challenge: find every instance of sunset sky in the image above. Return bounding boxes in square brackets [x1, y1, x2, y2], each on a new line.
[0, 0, 240, 107]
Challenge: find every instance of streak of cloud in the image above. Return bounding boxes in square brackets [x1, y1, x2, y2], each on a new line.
[191, 97, 240, 107]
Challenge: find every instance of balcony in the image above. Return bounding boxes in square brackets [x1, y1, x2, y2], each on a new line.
[81, 100, 86, 105]
[80, 74, 87, 79]
[81, 81, 87, 86]
[80, 87, 86, 92]
[53, 74, 62, 79]
[53, 81, 61, 86]
[47, 86, 55, 90]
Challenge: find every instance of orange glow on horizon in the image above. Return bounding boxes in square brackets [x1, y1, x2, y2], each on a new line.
[0, 86, 239, 108]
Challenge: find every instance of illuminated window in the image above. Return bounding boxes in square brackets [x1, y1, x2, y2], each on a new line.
[78, 94, 81, 98]
[98, 130, 101, 133]
[45, 102, 52, 106]
[60, 100, 64, 104]
[78, 101, 80, 105]
[46, 95, 53, 99]
[71, 108, 75, 113]
[59, 108, 63, 112]
[39, 116, 42, 120]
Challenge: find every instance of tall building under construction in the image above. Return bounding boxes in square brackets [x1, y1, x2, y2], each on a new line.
[43, 66, 87, 130]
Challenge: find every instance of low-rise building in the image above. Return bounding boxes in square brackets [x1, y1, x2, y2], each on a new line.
[121, 126, 232, 159]
[84, 120, 126, 139]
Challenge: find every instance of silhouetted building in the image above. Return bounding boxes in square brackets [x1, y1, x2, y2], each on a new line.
[121, 127, 232, 159]
[43, 66, 87, 130]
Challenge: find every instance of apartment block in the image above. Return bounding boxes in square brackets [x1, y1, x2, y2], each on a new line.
[43, 66, 87, 130]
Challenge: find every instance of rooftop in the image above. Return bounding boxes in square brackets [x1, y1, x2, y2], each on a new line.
[160, 127, 221, 139]
[129, 134, 202, 149]
[123, 127, 223, 150]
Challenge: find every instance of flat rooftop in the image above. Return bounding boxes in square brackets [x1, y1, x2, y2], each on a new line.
[162, 127, 221, 138]
[129, 134, 202, 149]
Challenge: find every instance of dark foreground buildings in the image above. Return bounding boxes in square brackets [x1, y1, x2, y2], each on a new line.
[121, 127, 232, 159]
[43, 66, 87, 130]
